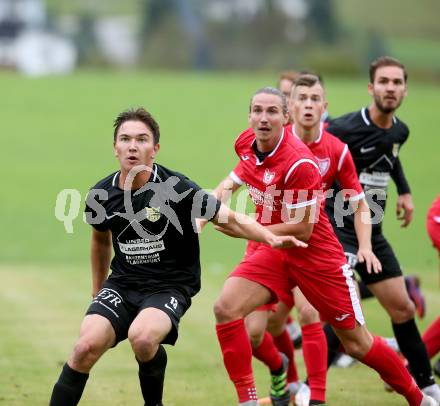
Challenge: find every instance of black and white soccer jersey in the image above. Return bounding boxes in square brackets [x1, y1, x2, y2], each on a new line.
[84, 163, 221, 297]
[325, 107, 410, 234]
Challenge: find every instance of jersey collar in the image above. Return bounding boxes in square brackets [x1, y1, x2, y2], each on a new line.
[361, 107, 397, 127]
[112, 164, 158, 188]
[251, 127, 285, 166]
[291, 122, 323, 144]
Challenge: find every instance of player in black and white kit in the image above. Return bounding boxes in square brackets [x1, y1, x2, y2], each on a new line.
[325, 56, 440, 402]
[49, 107, 304, 406]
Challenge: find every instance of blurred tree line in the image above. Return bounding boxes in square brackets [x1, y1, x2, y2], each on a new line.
[45, 0, 440, 79]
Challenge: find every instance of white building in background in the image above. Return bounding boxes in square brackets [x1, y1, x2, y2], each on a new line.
[0, 0, 77, 76]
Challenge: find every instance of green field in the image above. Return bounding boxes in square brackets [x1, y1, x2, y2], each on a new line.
[1, 70, 439, 405]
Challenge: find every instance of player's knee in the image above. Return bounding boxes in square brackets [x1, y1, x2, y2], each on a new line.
[389, 299, 415, 323]
[341, 339, 368, 359]
[248, 329, 264, 348]
[128, 330, 157, 357]
[213, 298, 239, 323]
[297, 304, 319, 326]
[266, 317, 284, 336]
[72, 338, 101, 368]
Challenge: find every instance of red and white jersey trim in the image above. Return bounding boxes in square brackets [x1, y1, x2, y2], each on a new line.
[229, 171, 244, 185]
[284, 158, 319, 183]
[285, 197, 318, 210]
[337, 144, 349, 172]
[348, 192, 365, 202]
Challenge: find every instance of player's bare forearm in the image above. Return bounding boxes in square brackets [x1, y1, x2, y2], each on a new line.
[266, 222, 313, 242]
[266, 204, 315, 241]
[212, 205, 307, 248]
[212, 176, 241, 203]
[90, 228, 112, 297]
[198, 176, 241, 233]
[353, 199, 372, 251]
[353, 199, 381, 273]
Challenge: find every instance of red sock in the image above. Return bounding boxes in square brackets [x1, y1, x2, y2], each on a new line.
[301, 322, 327, 402]
[216, 319, 257, 403]
[273, 329, 299, 382]
[422, 316, 440, 358]
[361, 336, 422, 406]
[253, 331, 283, 372]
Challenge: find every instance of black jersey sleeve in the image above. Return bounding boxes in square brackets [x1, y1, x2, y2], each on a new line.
[390, 157, 411, 195]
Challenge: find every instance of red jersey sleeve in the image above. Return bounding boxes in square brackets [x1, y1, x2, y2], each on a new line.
[336, 144, 365, 202]
[230, 161, 246, 185]
[283, 159, 322, 209]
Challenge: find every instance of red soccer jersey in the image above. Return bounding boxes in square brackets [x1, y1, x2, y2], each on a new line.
[288, 123, 364, 200]
[231, 126, 346, 270]
[427, 196, 440, 251]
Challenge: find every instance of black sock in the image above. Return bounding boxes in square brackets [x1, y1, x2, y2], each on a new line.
[324, 323, 341, 368]
[137, 345, 167, 406]
[358, 280, 374, 299]
[49, 363, 89, 406]
[392, 319, 435, 388]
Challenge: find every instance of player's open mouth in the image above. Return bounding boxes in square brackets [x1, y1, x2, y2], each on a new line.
[259, 127, 271, 132]
[304, 113, 313, 119]
[127, 156, 138, 162]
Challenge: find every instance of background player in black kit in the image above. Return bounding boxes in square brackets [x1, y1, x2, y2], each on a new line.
[325, 56, 440, 401]
[48, 107, 304, 406]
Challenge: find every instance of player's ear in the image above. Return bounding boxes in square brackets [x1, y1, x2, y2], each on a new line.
[152, 143, 160, 158]
[367, 82, 374, 96]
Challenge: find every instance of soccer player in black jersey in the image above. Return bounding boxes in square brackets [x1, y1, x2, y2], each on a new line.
[48, 107, 304, 406]
[325, 56, 440, 402]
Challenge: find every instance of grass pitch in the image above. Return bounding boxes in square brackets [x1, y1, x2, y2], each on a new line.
[0, 70, 439, 405]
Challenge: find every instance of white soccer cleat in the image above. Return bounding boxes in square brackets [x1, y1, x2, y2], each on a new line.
[294, 383, 311, 406]
[422, 384, 440, 402]
[420, 394, 439, 406]
[334, 353, 357, 368]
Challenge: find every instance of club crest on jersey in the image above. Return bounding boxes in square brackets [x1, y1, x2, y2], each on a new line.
[145, 207, 161, 222]
[263, 169, 276, 185]
[392, 143, 400, 157]
[317, 157, 330, 176]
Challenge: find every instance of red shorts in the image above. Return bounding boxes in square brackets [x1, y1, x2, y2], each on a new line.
[231, 242, 294, 310]
[285, 255, 364, 330]
[236, 242, 364, 329]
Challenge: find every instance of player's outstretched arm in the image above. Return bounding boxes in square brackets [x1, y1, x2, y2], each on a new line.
[197, 175, 241, 233]
[353, 198, 382, 274]
[212, 204, 307, 249]
[90, 228, 112, 297]
[267, 204, 315, 242]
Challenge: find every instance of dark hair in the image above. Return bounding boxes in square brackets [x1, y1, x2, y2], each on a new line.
[294, 73, 323, 88]
[369, 56, 407, 83]
[298, 70, 324, 85]
[278, 70, 299, 86]
[250, 86, 288, 115]
[113, 107, 160, 144]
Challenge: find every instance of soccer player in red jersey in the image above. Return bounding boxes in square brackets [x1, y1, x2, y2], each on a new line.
[211, 87, 434, 406]
[266, 74, 382, 406]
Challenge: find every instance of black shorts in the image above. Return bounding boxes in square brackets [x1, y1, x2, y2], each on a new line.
[335, 229, 403, 285]
[86, 280, 192, 346]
